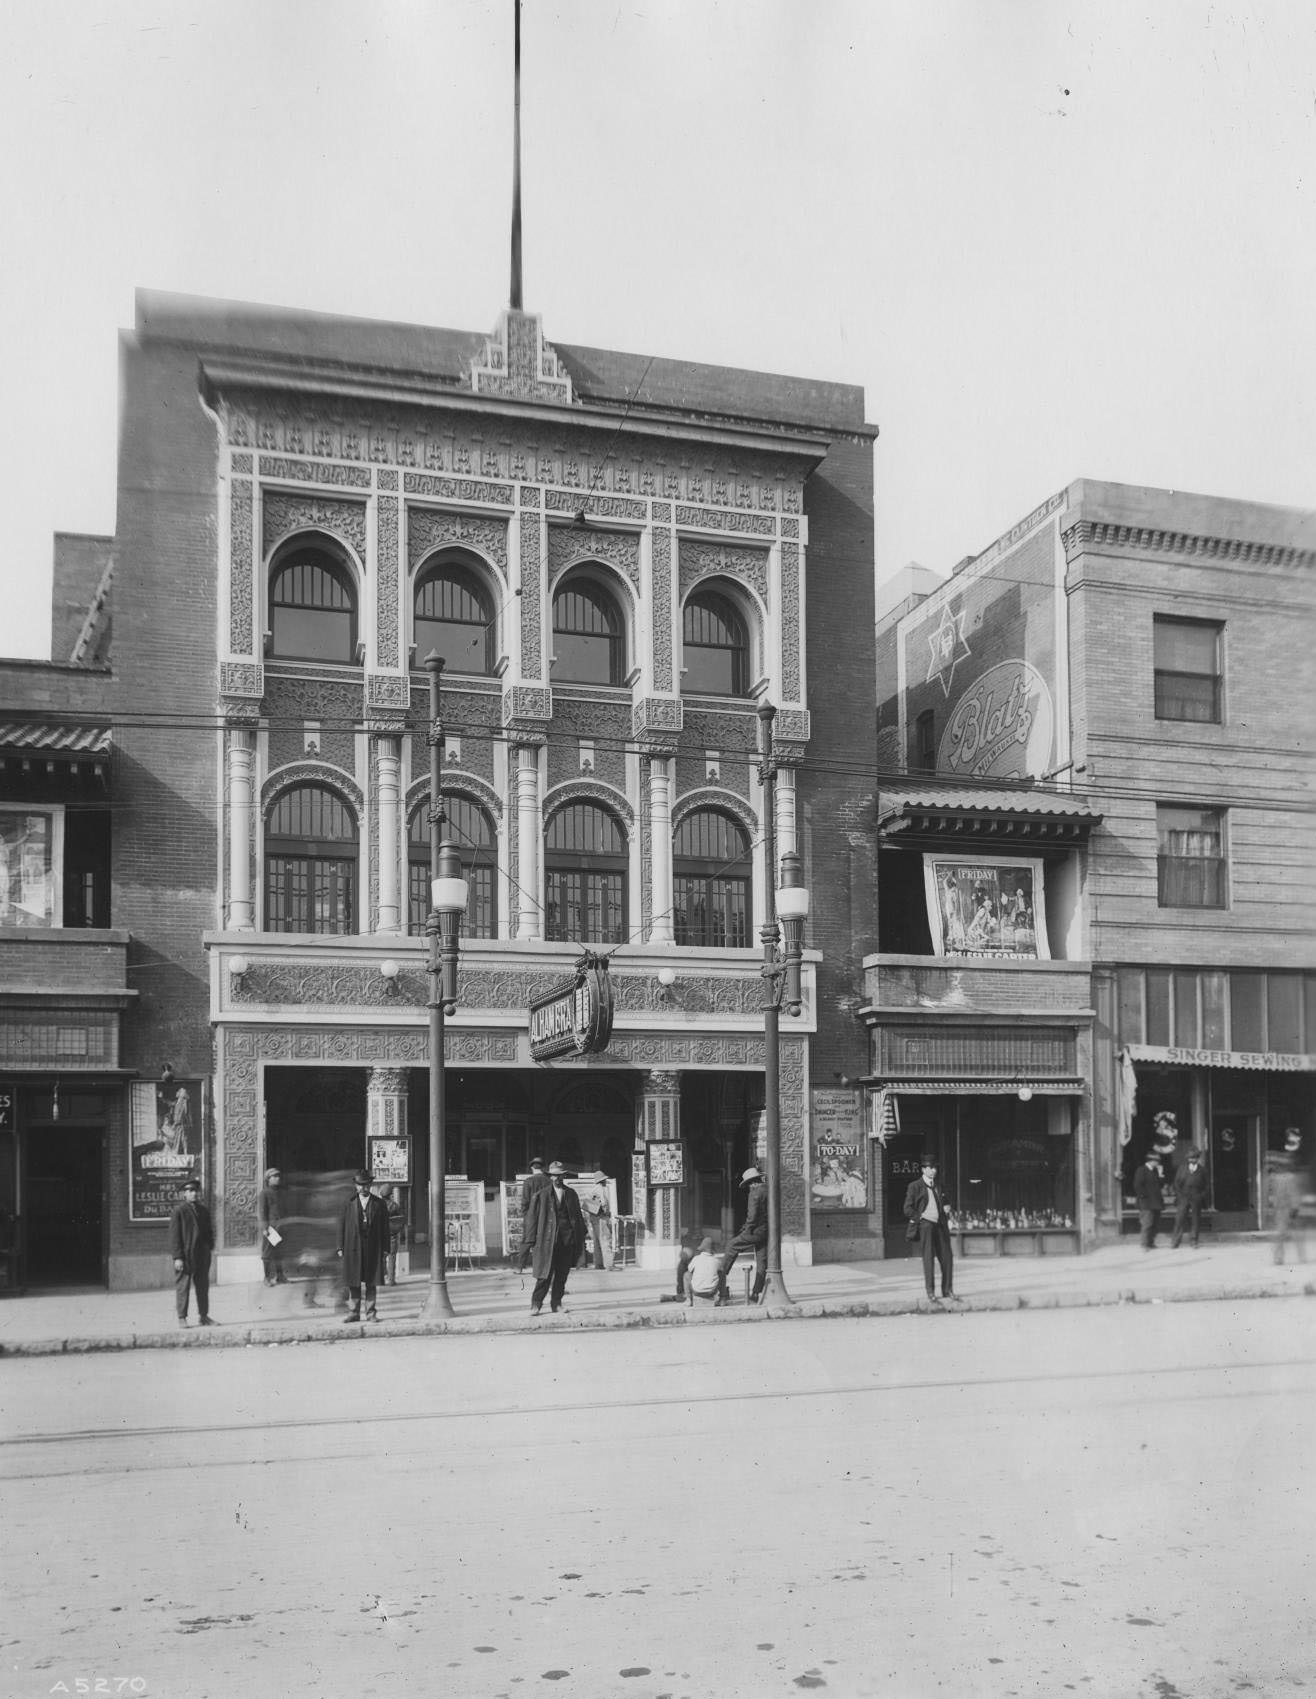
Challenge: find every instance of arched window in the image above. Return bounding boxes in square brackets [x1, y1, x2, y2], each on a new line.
[545, 802, 628, 944]
[269, 545, 357, 663]
[413, 557, 495, 676]
[682, 589, 748, 696]
[673, 809, 751, 947]
[408, 795, 497, 938]
[552, 577, 624, 685]
[265, 783, 358, 934]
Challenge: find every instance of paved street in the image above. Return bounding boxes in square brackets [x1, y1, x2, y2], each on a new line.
[3, 1299, 1313, 1699]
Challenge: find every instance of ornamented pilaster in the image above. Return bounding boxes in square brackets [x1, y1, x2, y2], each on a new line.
[515, 743, 542, 940]
[648, 756, 674, 944]
[227, 724, 256, 930]
[376, 734, 402, 934]
[367, 1066, 410, 1145]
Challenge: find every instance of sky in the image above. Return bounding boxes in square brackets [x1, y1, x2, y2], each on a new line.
[0, 0, 1312, 660]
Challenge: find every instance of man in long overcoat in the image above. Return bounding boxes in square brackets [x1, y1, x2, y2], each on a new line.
[168, 1178, 215, 1327]
[518, 1156, 551, 1271]
[521, 1160, 585, 1315]
[338, 1170, 389, 1321]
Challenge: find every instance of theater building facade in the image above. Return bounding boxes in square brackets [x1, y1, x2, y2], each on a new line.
[870, 480, 1315, 1253]
[94, 291, 878, 1287]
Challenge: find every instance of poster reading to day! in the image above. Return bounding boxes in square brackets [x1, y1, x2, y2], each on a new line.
[130, 1077, 205, 1220]
[810, 1088, 868, 1210]
[925, 856, 1050, 960]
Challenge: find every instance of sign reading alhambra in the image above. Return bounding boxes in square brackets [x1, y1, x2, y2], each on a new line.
[528, 954, 615, 1061]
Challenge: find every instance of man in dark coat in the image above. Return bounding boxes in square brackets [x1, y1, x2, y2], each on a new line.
[338, 1170, 389, 1321]
[257, 1166, 286, 1286]
[903, 1156, 959, 1303]
[518, 1156, 550, 1271]
[168, 1178, 215, 1328]
[1133, 1149, 1166, 1250]
[521, 1160, 585, 1315]
[1171, 1148, 1209, 1249]
[718, 1166, 769, 1304]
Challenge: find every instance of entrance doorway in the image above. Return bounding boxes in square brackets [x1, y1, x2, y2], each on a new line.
[23, 1124, 104, 1286]
[1211, 1111, 1257, 1226]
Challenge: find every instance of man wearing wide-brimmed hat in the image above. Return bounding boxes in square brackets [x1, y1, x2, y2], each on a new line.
[718, 1166, 768, 1304]
[521, 1160, 585, 1315]
[337, 1170, 389, 1322]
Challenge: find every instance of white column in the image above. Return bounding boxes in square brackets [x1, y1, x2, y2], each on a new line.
[648, 755, 674, 944]
[776, 765, 796, 861]
[516, 743, 541, 940]
[376, 735, 401, 934]
[227, 725, 255, 931]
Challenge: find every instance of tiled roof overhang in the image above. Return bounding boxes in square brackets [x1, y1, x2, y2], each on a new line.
[878, 787, 1102, 843]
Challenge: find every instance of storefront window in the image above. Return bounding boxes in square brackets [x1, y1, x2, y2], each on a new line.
[953, 1097, 1074, 1228]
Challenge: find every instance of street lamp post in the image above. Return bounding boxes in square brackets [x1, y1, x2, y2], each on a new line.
[756, 702, 809, 1310]
[422, 653, 469, 1322]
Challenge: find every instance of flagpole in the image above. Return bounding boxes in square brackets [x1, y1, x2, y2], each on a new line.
[510, 0, 523, 310]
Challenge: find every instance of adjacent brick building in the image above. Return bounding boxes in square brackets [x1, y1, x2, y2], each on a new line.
[869, 480, 1316, 1253]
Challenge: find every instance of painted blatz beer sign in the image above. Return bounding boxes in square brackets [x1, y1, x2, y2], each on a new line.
[528, 954, 615, 1061]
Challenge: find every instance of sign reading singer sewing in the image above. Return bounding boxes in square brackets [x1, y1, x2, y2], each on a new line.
[528, 955, 615, 1061]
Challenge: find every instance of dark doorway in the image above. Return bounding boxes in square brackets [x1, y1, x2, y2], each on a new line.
[24, 1124, 104, 1285]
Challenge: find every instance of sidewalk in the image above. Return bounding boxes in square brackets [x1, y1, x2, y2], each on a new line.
[1, 1236, 1312, 1356]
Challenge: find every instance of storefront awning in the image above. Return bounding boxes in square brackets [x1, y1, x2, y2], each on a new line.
[862, 1076, 1088, 1096]
[0, 720, 111, 775]
[878, 787, 1101, 843]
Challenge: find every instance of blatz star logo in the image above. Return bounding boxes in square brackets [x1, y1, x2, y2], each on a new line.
[926, 603, 972, 698]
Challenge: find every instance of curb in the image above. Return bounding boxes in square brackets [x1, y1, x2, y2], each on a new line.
[1, 1279, 1311, 1358]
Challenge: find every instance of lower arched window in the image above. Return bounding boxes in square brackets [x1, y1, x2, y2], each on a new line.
[265, 784, 358, 934]
[408, 796, 497, 938]
[673, 808, 751, 947]
[545, 802, 628, 944]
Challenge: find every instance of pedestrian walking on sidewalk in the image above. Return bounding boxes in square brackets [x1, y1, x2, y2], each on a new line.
[518, 1157, 550, 1271]
[338, 1170, 389, 1321]
[1171, 1148, 1208, 1249]
[522, 1160, 584, 1314]
[903, 1156, 958, 1302]
[169, 1179, 215, 1328]
[719, 1167, 769, 1303]
[1268, 1136, 1308, 1266]
[1134, 1149, 1165, 1250]
[257, 1167, 286, 1285]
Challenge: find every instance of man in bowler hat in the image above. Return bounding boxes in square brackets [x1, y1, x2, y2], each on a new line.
[718, 1166, 769, 1304]
[521, 1160, 585, 1314]
[169, 1178, 215, 1328]
[338, 1170, 389, 1321]
[1133, 1148, 1166, 1249]
[1171, 1148, 1209, 1249]
[903, 1156, 959, 1303]
[257, 1166, 286, 1286]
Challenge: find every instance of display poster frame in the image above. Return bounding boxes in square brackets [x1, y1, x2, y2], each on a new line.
[0, 805, 62, 928]
[809, 1088, 868, 1210]
[631, 1152, 648, 1230]
[444, 1178, 486, 1259]
[646, 1140, 687, 1188]
[924, 853, 1050, 960]
[368, 1137, 411, 1185]
[129, 1076, 206, 1221]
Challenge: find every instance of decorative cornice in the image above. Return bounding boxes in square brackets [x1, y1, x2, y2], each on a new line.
[1062, 519, 1316, 572]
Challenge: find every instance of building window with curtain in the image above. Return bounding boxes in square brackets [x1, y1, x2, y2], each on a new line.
[408, 795, 496, 937]
[269, 545, 358, 663]
[552, 577, 625, 685]
[682, 589, 748, 695]
[265, 784, 358, 933]
[413, 557, 494, 675]
[1153, 616, 1223, 722]
[545, 802, 628, 944]
[1157, 804, 1227, 908]
[673, 808, 751, 947]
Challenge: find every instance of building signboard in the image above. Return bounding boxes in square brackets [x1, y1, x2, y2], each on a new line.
[924, 854, 1050, 960]
[528, 957, 614, 1061]
[810, 1088, 868, 1209]
[129, 1077, 205, 1221]
[1126, 1044, 1316, 1074]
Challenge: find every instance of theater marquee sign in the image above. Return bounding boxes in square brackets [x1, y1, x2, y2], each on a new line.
[528, 955, 615, 1062]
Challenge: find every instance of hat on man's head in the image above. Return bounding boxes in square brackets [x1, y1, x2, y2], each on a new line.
[530, 1157, 545, 1170]
[264, 1167, 280, 1181]
[1144, 1149, 1162, 1163]
[741, 1166, 762, 1184]
[548, 1160, 567, 1176]
[353, 1169, 372, 1186]
[920, 1154, 938, 1168]
[1187, 1148, 1203, 1161]
[179, 1179, 200, 1194]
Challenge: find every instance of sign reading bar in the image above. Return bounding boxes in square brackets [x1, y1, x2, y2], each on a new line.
[528, 952, 614, 1061]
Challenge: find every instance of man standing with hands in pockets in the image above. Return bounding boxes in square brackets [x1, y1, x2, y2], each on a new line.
[904, 1155, 960, 1304]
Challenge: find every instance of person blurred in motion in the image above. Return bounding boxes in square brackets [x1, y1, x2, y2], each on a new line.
[718, 1166, 769, 1304]
[338, 1169, 389, 1321]
[582, 1177, 613, 1270]
[1269, 1132, 1308, 1266]
[522, 1160, 584, 1315]
[257, 1166, 286, 1286]
[169, 1178, 215, 1328]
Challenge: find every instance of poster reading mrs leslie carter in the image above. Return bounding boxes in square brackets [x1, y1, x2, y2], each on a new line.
[924, 855, 1050, 960]
[129, 1077, 204, 1221]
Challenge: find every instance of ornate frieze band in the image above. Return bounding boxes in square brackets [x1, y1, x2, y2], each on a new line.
[263, 492, 368, 565]
[229, 479, 255, 655]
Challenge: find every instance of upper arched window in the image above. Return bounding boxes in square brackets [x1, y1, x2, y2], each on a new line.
[545, 802, 628, 944]
[673, 808, 751, 948]
[413, 557, 495, 676]
[682, 589, 748, 695]
[552, 577, 625, 685]
[408, 795, 497, 938]
[265, 783, 358, 934]
[269, 545, 358, 663]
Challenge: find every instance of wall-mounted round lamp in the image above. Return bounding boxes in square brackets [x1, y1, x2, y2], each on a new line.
[380, 958, 401, 994]
[1017, 1086, 1034, 1103]
[229, 955, 250, 988]
[656, 966, 677, 997]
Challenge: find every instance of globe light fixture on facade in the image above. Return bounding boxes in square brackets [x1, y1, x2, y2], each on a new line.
[379, 958, 400, 994]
